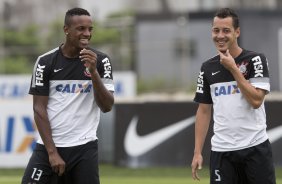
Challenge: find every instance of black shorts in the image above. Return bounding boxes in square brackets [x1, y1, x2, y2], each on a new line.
[210, 140, 276, 184]
[21, 140, 100, 184]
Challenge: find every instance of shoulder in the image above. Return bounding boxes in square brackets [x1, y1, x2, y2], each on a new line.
[242, 49, 266, 59]
[36, 47, 60, 65]
[33, 47, 60, 74]
[38, 47, 60, 60]
[201, 54, 220, 69]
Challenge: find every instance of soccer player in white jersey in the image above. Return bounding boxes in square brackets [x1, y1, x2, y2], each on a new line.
[191, 8, 276, 184]
[22, 8, 114, 184]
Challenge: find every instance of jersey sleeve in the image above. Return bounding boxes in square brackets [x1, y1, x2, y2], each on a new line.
[249, 54, 270, 93]
[97, 55, 115, 92]
[29, 56, 51, 96]
[193, 64, 213, 104]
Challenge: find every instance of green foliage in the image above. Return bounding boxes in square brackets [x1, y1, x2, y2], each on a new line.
[0, 56, 33, 74]
[45, 19, 121, 47]
[45, 19, 65, 48]
[137, 78, 167, 94]
[91, 25, 120, 45]
[0, 9, 134, 74]
[0, 19, 121, 74]
[2, 25, 39, 46]
[0, 25, 40, 74]
[137, 78, 188, 94]
[0, 9, 135, 74]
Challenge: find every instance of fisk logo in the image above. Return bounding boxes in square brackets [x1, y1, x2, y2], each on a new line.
[35, 64, 46, 86]
[1, 116, 36, 153]
[102, 57, 112, 78]
[56, 83, 92, 93]
[252, 56, 263, 77]
[215, 84, 240, 96]
[196, 71, 204, 93]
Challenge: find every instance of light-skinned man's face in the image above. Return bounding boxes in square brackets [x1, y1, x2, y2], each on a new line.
[212, 16, 240, 53]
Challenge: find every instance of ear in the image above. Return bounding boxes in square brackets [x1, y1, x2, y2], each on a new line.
[235, 27, 240, 38]
[63, 25, 69, 35]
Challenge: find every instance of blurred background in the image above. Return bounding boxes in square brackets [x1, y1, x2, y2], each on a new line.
[0, 0, 282, 173]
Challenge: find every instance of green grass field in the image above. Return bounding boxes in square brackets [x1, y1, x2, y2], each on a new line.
[0, 164, 281, 184]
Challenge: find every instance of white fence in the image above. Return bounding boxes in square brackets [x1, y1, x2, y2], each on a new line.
[0, 72, 136, 168]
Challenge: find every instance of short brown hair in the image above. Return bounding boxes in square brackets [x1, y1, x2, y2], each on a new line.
[214, 8, 239, 29]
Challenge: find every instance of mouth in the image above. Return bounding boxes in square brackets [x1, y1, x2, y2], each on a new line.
[217, 40, 226, 47]
[79, 38, 89, 46]
[214, 39, 227, 53]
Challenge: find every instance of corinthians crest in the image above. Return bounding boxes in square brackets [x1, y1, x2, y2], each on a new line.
[237, 61, 249, 76]
[84, 67, 91, 77]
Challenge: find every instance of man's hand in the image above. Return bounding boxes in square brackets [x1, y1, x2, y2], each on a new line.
[191, 153, 203, 180]
[218, 49, 237, 72]
[80, 48, 98, 74]
[49, 151, 66, 176]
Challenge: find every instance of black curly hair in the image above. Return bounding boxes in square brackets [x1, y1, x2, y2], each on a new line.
[64, 7, 90, 26]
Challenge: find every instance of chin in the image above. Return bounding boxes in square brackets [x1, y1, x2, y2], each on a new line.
[217, 47, 227, 53]
[80, 45, 88, 49]
[220, 50, 227, 54]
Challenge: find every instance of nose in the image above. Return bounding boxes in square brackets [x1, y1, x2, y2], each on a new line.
[83, 29, 91, 37]
[217, 30, 225, 38]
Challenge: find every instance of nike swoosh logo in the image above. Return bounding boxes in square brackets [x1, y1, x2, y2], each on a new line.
[267, 125, 282, 143]
[124, 116, 195, 157]
[212, 71, 220, 75]
[54, 68, 63, 72]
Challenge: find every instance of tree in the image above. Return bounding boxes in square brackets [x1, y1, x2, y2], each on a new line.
[0, 25, 40, 74]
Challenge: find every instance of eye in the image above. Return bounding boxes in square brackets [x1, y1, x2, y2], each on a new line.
[212, 28, 220, 34]
[223, 28, 231, 34]
[77, 26, 85, 31]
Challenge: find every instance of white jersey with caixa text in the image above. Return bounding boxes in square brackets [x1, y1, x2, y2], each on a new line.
[29, 46, 115, 147]
[194, 50, 270, 152]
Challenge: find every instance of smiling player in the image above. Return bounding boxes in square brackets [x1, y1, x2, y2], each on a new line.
[191, 8, 276, 184]
[22, 8, 114, 184]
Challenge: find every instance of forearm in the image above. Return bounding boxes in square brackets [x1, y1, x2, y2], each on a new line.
[194, 118, 210, 154]
[33, 106, 57, 155]
[230, 67, 265, 108]
[194, 105, 212, 155]
[91, 70, 114, 112]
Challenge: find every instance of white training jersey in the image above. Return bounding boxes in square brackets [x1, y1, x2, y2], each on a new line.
[29, 46, 115, 147]
[194, 50, 270, 151]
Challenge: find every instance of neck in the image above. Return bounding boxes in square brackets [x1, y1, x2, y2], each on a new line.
[229, 46, 242, 58]
[61, 44, 81, 58]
